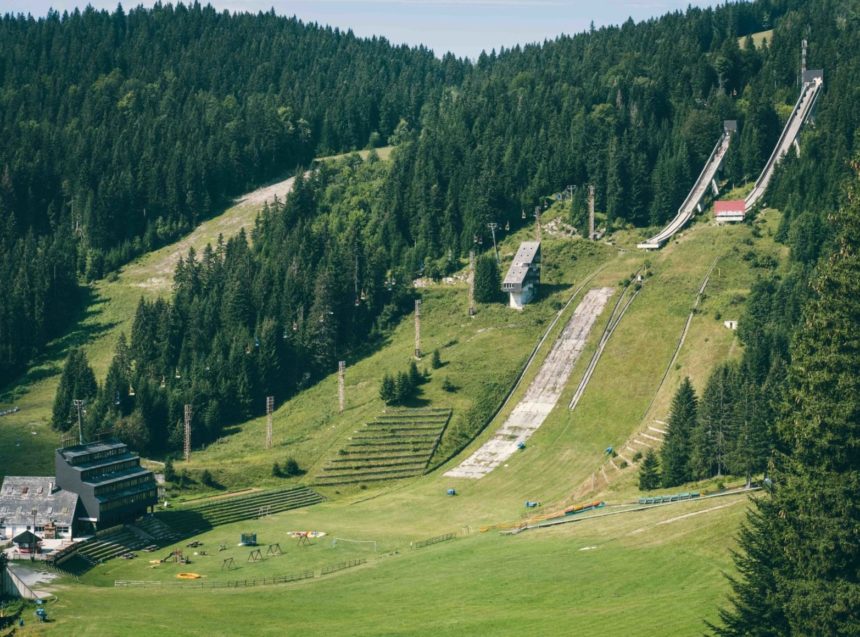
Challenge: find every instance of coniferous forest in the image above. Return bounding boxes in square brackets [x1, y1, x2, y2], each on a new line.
[1, 0, 859, 630]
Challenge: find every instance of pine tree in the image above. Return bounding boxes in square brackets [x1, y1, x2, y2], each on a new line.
[691, 363, 738, 479]
[164, 457, 177, 482]
[715, 182, 860, 635]
[379, 373, 396, 404]
[51, 348, 98, 431]
[660, 378, 697, 487]
[639, 448, 661, 491]
[474, 254, 501, 303]
[727, 381, 770, 487]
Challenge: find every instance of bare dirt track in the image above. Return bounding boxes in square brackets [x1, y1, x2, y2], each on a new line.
[445, 287, 614, 479]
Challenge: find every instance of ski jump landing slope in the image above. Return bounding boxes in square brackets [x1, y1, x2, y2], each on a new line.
[444, 287, 614, 480]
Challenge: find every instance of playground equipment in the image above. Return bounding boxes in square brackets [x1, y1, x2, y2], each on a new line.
[331, 537, 378, 552]
[221, 557, 235, 570]
[266, 543, 282, 556]
[240, 533, 257, 546]
[564, 500, 605, 516]
[248, 549, 264, 562]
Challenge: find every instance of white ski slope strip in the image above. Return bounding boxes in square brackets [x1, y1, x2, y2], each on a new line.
[445, 287, 614, 479]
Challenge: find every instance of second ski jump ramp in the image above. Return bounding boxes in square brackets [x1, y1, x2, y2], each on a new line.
[638, 121, 736, 250]
[744, 71, 823, 210]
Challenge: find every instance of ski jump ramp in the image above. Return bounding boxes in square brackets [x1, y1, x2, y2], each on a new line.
[444, 287, 614, 480]
[640, 72, 823, 250]
[744, 72, 823, 210]
[637, 121, 736, 250]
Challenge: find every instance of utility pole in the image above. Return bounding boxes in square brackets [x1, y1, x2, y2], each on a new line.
[414, 299, 422, 359]
[588, 184, 596, 240]
[72, 399, 85, 445]
[183, 404, 192, 462]
[486, 223, 500, 264]
[533, 206, 542, 242]
[265, 396, 274, 449]
[337, 361, 346, 413]
[468, 250, 476, 317]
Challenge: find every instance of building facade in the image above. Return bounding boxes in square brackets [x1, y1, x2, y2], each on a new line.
[714, 199, 746, 223]
[54, 440, 158, 531]
[0, 476, 79, 541]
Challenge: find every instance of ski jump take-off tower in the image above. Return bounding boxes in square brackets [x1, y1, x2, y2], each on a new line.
[639, 45, 824, 250]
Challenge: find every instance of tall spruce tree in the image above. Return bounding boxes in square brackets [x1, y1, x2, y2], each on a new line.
[692, 363, 738, 479]
[51, 348, 98, 431]
[639, 448, 661, 491]
[727, 381, 771, 487]
[715, 176, 860, 636]
[660, 377, 698, 488]
[474, 254, 502, 303]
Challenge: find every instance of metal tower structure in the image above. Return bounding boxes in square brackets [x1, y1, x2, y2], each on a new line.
[183, 404, 192, 461]
[588, 185, 596, 240]
[414, 299, 422, 359]
[338, 361, 346, 413]
[265, 396, 274, 449]
[468, 250, 476, 317]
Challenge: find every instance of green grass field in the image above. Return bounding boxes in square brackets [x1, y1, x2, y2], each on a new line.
[2, 174, 784, 635]
[26, 492, 750, 636]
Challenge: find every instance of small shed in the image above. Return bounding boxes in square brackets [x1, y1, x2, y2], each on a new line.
[714, 200, 746, 223]
[12, 530, 41, 553]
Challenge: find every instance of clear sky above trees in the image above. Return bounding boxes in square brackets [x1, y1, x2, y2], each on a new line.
[7, 0, 719, 59]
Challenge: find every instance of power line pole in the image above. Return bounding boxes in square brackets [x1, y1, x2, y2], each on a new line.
[265, 396, 274, 449]
[338, 361, 346, 413]
[486, 223, 499, 264]
[588, 184, 596, 240]
[414, 299, 422, 359]
[468, 250, 476, 317]
[72, 399, 85, 445]
[183, 404, 192, 462]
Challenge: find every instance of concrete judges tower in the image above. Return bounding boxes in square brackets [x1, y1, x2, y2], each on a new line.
[502, 241, 541, 309]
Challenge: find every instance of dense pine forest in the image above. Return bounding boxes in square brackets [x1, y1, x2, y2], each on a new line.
[0, 4, 458, 385]
[5, 0, 860, 388]
[1, 0, 858, 631]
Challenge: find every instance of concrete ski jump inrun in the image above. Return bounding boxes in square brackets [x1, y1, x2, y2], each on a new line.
[444, 287, 614, 479]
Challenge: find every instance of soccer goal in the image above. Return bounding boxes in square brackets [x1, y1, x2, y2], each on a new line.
[331, 537, 378, 552]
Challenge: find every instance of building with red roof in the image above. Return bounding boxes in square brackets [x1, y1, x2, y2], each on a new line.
[714, 200, 745, 223]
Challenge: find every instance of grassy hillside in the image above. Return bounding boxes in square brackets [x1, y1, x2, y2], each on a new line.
[28, 492, 749, 636]
[3, 173, 786, 636]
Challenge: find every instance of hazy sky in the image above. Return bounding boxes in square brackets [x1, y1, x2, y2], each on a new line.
[6, 0, 723, 59]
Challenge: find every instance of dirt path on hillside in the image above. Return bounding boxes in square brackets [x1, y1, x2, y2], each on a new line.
[129, 176, 297, 291]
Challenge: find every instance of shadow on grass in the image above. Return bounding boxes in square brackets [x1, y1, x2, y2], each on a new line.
[0, 287, 120, 399]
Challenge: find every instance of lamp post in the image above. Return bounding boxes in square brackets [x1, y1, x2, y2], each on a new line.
[72, 399, 85, 445]
[31, 508, 38, 555]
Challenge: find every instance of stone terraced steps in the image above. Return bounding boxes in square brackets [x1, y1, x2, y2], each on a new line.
[315, 408, 452, 486]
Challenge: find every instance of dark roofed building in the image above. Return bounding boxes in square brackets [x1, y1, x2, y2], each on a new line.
[502, 241, 541, 310]
[0, 476, 80, 542]
[55, 439, 157, 531]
